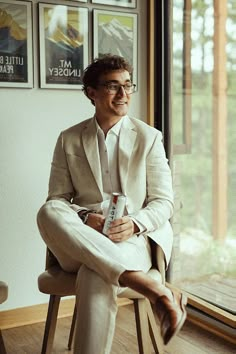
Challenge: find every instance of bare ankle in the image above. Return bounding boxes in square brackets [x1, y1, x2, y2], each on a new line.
[119, 270, 172, 305]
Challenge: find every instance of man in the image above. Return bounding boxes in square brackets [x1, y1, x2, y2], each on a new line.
[37, 54, 187, 354]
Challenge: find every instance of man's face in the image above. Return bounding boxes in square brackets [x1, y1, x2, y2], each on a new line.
[87, 70, 133, 119]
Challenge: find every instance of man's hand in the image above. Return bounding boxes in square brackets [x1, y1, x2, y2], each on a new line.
[107, 216, 140, 242]
[86, 213, 105, 233]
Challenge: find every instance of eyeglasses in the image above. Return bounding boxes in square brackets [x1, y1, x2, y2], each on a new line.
[98, 82, 136, 95]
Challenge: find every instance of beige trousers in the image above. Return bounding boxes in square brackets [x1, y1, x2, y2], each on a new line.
[37, 200, 152, 354]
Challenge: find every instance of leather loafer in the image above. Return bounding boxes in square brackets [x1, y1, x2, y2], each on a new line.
[155, 291, 187, 345]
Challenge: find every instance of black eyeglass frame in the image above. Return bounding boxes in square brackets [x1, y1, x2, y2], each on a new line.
[97, 82, 137, 95]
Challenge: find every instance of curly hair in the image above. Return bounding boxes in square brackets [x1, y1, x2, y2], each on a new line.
[82, 54, 133, 105]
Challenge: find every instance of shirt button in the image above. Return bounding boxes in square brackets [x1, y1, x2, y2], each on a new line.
[106, 170, 109, 174]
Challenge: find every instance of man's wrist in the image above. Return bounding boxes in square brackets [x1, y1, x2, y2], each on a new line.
[133, 222, 140, 234]
[78, 209, 96, 224]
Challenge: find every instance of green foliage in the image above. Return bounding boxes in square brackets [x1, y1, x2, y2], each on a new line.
[179, 230, 236, 280]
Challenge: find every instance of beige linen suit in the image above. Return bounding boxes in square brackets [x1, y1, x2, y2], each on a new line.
[37, 115, 174, 354]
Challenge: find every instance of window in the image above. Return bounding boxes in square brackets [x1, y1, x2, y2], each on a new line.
[171, 0, 235, 327]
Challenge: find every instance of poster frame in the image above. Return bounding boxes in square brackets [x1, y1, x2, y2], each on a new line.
[38, 2, 89, 90]
[93, 9, 138, 87]
[0, 0, 33, 88]
[91, 0, 136, 8]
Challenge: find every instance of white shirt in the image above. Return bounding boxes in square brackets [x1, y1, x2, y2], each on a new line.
[95, 116, 123, 216]
[95, 116, 146, 235]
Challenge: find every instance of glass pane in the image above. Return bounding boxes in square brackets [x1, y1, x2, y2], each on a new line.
[171, 0, 236, 315]
[172, 2, 184, 146]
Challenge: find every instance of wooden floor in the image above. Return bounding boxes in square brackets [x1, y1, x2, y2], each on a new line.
[2, 304, 235, 354]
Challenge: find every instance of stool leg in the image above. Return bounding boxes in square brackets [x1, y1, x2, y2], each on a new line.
[146, 300, 164, 354]
[0, 330, 7, 354]
[41, 295, 61, 354]
[68, 305, 77, 350]
[133, 298, 150, 354]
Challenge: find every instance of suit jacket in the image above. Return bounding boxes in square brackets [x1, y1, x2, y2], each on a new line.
[47, 116, 174, 265]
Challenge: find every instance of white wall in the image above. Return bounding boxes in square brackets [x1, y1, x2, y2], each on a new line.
[0, 0, 147, 310]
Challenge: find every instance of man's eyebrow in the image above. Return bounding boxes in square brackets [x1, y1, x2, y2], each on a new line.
[104, 79, 131, 84]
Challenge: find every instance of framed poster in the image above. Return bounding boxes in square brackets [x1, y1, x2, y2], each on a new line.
[38, 3, 88, 89]
[93, 9, 138, 85]
[0, 0, 33, 88]
[91, 0, 136, 8]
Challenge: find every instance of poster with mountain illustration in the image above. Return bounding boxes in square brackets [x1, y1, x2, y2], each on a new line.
[0, 0, 33, 88]
[39, 3, 88, 89]
[93, 9, 137, 86]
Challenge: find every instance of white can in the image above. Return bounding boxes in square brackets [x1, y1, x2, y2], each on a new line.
[103, 193, 126, 235]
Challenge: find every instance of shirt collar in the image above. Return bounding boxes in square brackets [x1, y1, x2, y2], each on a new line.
[95, 115, 128, 137]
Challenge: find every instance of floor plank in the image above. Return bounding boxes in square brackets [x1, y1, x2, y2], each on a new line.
[1, 305, 235, 354]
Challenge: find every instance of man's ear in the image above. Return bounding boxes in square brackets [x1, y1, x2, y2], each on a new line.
[87, 86, 96, 101]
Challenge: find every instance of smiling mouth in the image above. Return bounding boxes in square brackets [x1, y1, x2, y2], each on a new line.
[113, 101, 127, 105]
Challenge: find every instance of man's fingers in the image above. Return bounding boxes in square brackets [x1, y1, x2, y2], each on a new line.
[107, 217, 134, 241]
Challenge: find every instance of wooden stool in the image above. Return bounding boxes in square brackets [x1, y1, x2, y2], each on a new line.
[0, 281, 8, 354]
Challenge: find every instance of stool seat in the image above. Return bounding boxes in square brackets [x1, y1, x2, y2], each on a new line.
[38, 266, 162, 299]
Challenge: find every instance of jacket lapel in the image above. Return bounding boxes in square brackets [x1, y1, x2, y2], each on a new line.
[82, 119, 103, 194]
[119, 118, 137, 194]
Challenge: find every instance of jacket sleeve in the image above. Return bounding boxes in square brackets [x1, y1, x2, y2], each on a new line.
[46, 132, 84, 213]
[129, 132, 174, 232]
